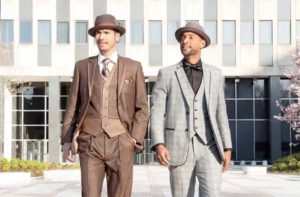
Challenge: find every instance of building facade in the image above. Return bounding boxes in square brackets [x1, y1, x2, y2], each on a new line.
[1, 0, 300, 164]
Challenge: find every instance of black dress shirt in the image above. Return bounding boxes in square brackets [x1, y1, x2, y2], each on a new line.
[182, 59, 203, 94]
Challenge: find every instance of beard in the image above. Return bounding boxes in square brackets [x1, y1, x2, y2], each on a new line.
[181, 45, 197, 56]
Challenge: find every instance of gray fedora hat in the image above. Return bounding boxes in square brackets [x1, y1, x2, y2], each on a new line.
[88, 14, 126, 37]
[175, 22, 211, 47]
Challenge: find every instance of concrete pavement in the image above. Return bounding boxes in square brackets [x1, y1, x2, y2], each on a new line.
[0, 165, 299, 196]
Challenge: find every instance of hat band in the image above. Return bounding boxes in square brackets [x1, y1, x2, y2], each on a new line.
[95, 22, 116, 27]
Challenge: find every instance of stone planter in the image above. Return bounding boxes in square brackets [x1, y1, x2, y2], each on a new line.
[242, 166, 267, 175]
[43, 169, 81, 181]
[0, 172, 31, 186]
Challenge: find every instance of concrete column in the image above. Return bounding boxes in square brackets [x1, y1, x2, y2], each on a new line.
[48, 77, 61, 162]
[269, 76, 282, 162]
[0, 77, 4, 158]
[0, 78, 13, 159]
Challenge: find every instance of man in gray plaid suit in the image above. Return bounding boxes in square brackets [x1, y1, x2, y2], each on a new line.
[150, 22, 232, 197]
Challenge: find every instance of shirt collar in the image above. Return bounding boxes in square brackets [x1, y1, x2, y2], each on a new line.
[98, 51, 118, 65]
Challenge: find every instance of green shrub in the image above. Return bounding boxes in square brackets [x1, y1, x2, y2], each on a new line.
[268, 152, 300, 173]
[0, 157, 80, 177]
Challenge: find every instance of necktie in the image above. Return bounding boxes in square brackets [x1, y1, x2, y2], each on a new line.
[102, 58, 111, 78]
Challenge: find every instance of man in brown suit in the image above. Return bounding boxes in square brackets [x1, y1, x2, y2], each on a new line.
[61, 14, 149, 197]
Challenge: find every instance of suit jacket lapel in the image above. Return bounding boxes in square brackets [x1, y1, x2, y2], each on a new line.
[203, 64, 211, 110]
[175, 63, 194, 106]
[88, 57, 98, 97]
[117, 56, 126, 96]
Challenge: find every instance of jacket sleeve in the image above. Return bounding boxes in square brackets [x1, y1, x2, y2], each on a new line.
[130, 63, 149, 143]
[61, 64, 80, 145]
[150, 69, 168, 150]
[216, 74, 232, 149]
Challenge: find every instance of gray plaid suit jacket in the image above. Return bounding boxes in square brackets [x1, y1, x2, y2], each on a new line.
[150, 61, 232, 166]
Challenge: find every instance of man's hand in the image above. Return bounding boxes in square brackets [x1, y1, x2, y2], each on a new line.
[155, 144, 170, 167]
[222, 150, 231, 172]
[62, 143, 75, 162]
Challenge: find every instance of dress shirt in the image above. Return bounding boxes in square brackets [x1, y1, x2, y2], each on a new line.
[182, 59, 203, 94]
[98, 51, 118, 73]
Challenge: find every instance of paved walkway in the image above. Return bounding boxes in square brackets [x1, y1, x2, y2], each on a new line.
[0, 165, 299, 196]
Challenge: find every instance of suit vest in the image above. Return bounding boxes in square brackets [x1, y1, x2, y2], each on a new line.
[191, 79, 214, 145]
[81, 64, 127, 137]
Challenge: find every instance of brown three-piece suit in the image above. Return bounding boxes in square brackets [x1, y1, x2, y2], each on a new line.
[61, 55, 149, 197]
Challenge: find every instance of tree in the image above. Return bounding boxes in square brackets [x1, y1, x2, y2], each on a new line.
[274, 42, 300, 146]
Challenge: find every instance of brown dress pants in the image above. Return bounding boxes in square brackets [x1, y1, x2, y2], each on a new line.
[78, 131, 135, 197]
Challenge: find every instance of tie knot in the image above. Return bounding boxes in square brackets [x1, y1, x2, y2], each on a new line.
[102, 58, 111, 65]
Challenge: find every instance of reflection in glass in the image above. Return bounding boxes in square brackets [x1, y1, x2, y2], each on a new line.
[255, 100, 268, 119]
[226, 100, 235, 119]
[254, 79, 268, 98]
[237, 121, 254, 160]
[279, 79, 289, 98]
[237, 100, 253, 119]
[24, 112, 45, 124]
[225, 79, 235, 98]
[237, 79, 253, 98]
[12, 126, 22, 139]
[23, 126, 45, 139]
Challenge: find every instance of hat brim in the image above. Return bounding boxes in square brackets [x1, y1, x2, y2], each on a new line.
[88, 25, 126, 37]
[175, 27, 211, 48]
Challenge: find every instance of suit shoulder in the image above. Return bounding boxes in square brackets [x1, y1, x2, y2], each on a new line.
[75, 56, 97, 68]
[203, 63, 222, 74]
[159, 64, 179, 74]
[120, 56, 141, 66]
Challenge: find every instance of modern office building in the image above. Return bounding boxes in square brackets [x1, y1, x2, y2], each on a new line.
[1, 0, 300, 164]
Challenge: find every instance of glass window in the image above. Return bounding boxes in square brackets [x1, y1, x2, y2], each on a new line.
[225, 79, 235, 98]
[237, 121, 254, 160]
[149, 21, 162, 45]
[57, 22, 69, 43]
[229, 120, 236, 160]
[240, 0, 254, 20]
[167, 21, 180, 44]
[204, 20, 217, 44]
[131, 21, 144, 44]
[297, 20, 300, 39]
[204, 0, 217, 20]
[237, 100, 253, 119]
[278, 20, 290, 44]
[20, 21, 32, 43]
[24, 97, 45, 110]
[12, 126, 22, 139]
[226, 100, 235, 119]
[222, 21, 235, 44]
[0, 20, 13, 43]
[38, 21, 51, 44]
[255, 100, 268, 119]
[237, 79, 253, 98]
[255, 121, 269, 160]
[24, 112, 45, 125]
[279, 79, 290, 98]
[76, 21, 88, 43]
[241, 21, 253, 44]
[259, 21, 272, 44]
[254, 79, 268, 98]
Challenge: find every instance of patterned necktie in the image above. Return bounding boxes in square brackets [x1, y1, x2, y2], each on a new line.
[102, 58, 111, 78]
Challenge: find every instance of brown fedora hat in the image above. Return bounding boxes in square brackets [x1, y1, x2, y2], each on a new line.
[175, 22, 211, 47]
[88, 14, 126, 37]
